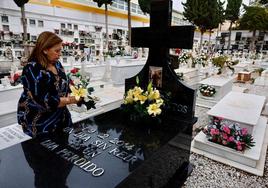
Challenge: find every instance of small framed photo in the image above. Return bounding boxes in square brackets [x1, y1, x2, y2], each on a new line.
[149, 66, 163, 88]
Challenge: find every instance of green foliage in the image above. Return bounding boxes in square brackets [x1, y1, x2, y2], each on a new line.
[212, 55, 228, 68]
[138, 0, 151, 14]
[239, 6, 268, 31]
[183, 0, 210, 33]
[93, 0, 113, 7]
[207, 0, 225, 30]
[212, 56, 238, 74]
[225, 0, 243, 23]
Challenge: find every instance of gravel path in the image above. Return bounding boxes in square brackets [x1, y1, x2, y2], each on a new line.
[183, 83, 268, 187]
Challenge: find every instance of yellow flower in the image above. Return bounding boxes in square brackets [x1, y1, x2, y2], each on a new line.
[70, 85, 88, 101]
[156, 98, 164, 106]
[124, 95, 134, 104]
[147, 89, 160, 100]
[147, 103, 162, 117]
[133, 86, 143, 101]
[138, 94, 147, 104]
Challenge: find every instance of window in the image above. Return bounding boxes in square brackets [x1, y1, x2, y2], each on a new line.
[2, 25, 9, 31]
[74, 38, 79, 43]
[61, 23, 65, 29]
[1, 15, 8, 23]
[38, 20, 44, 27]
[74, 24, 78, 30]
[235, 32, 242, 41]
[29, 19, 36, 26]
[67, 23, 72, 29]
[31, 35, 37, 41]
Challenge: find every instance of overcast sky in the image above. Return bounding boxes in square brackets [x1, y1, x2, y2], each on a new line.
[173, 0, 250, 12]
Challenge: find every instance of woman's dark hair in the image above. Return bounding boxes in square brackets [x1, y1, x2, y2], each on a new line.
[28, 31, 62, 68]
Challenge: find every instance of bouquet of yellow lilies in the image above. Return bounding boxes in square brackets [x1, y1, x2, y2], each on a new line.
[121, 77, 166, 124]
[67, 68, 97, 110]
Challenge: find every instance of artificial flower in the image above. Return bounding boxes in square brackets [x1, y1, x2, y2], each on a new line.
[147, 103, 162, 117]
[70, 85, 88, 101]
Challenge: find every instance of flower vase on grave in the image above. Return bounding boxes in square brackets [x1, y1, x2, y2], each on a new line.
[187, 58, 192, 68]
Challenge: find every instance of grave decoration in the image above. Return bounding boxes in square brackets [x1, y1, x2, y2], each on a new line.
[67, 67, 98, 110]
[203, 116, 255, 152]
[192, 53, 208, 67]
[121, 76, 170, 125]
[178, 52, 191, 64]
[212, 55, 239, 75]
[199, 84, 216, 97]
[10, 72, 22, 86]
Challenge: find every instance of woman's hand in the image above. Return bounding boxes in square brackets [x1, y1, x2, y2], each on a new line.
[68, 96, 78, 104]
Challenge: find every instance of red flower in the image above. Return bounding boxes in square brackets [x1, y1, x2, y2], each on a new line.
[13, 73, 20, 82]
[228, 136, 234, 142]
[222, 126, 230, 134]
[70, 68, 79, 74]
[241, 128, 248, 136]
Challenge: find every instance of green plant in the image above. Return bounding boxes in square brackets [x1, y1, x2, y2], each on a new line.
[212, 56, 239, 74]
[254, 68, 265, 76]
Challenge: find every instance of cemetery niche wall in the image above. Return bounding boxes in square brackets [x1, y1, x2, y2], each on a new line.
[0, 0, 197, 187]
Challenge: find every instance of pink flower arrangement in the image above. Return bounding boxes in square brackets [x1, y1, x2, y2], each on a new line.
[203, 116, 255, 152]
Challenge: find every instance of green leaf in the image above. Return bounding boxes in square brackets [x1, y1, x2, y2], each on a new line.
[136, 76, 140, 85]
[147, 81, 152, 92]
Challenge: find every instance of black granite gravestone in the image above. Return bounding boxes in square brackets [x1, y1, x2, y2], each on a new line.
[0, 0, 197, 187]
[127, 0, 196, 121]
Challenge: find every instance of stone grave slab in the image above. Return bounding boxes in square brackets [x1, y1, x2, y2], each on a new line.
[196, 76, 234, 108]
[174, 67, 200, 86]
[0, 84, 22, 103]
[0, 123, 31, 150]
[0, 100, 18, 128]
[191, 116, 268, 176]
[207, 91, 265, 134]
[192, 91, 268, 176]
[111, 60, 145, 85]
[234, 63, 248, 73]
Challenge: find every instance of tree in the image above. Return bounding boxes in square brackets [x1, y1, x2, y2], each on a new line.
[183, 0, 211, 50]
[125, 0, 132, 46]
[239, 5, 268, 51]
[138, 0, 151, 14]
[207, 0, 225, 44]
[225, 0, 242, 51]
[93, 0, 113, 51]
[13, 0, 29, 45]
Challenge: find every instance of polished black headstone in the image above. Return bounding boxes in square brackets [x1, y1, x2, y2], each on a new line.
[127, 0, 196, 120]
[0, 110, 192, 188]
